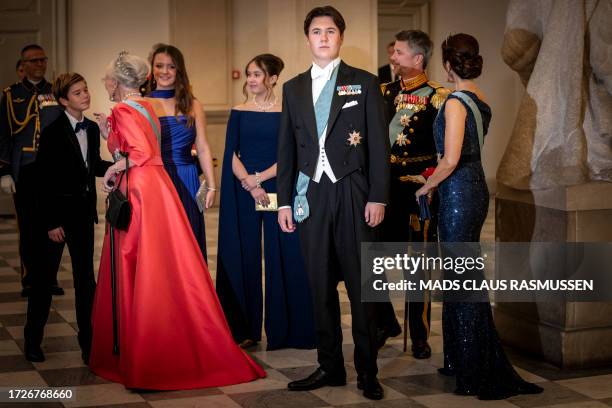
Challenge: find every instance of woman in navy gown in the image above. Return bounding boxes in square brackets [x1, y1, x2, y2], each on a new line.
[145, 45, 216, 260]
[216, 54, 315, 350]
[415, 34, 543, 399]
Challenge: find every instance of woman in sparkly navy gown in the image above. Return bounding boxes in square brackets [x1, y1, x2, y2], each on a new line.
[416, 34, 543, 400]
[216, 54, 315, 350]
[146, 45, 216, 260]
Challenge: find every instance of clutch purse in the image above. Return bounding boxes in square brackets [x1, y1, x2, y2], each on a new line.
[255, 193, 278, 211]
[195, 181, 207, 212]
[418, 194, 431, 221]
[105, 154, 131, 231]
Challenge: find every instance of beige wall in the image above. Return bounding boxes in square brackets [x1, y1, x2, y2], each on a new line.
[428, 0, 521, 192]
[231, 0, 378, 105]
[70, 0, 170, 159]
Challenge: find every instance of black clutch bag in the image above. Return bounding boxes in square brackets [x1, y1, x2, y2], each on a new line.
[105, 154, 131, 230]
[418, 194, 431, 221]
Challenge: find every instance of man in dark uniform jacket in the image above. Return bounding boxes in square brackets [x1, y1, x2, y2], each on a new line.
[378, 30, 449, 359]
[277, 6, 389, 401]
[377, 41, 397, 84]
[0, 44, 64, 296]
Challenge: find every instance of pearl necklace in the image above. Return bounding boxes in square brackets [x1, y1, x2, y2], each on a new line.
[122, 92, 142, 101]
[253, 95, 277, 112]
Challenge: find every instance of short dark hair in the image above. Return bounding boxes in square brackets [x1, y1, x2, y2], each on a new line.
[303, 6, 346, 36]
[21, 44, 44, 57]
[387, 41, 395, 48]
[442, 33, 483, 79]
[52, 72, 86, 103]
[395, 30, 433, 69]
[15, 59, 22, 70]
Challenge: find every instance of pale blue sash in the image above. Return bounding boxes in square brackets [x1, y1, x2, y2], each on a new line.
[452, 91, 484, 150]
[123, 100, 161, 147]
[293, 65, 339, 223]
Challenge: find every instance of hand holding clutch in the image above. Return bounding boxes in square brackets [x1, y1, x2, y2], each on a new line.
[418, 194, 431, 221]
[255, 193, 278, 211]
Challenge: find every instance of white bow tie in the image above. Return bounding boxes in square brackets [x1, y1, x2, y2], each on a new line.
[311, 63, 334, 80]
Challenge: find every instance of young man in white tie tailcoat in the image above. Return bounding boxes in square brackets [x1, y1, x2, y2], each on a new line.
[277, 5, 390, 401]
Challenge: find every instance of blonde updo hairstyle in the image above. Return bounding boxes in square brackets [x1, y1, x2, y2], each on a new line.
[106, 51, 149, 89]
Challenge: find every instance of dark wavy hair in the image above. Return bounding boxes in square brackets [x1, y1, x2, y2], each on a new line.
[442, 33, 483, 79]
[148, 45, 196, 127]
[242, 54, 284, 102]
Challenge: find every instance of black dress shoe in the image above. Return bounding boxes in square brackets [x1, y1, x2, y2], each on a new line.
[51, 286, 64, 296]
[238, 339, 258, 349]
[25, 346, 45, 362]
[375, 325, 402, 349]
[287, 368, 346, 391]
[411, 340, 431, 359]
[357, 375, 384, 400]
[437, 366, 455, 376]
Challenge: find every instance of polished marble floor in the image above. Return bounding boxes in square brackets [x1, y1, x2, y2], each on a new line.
[0, 199, 611, 407]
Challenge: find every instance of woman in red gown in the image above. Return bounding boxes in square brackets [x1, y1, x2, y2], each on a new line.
[90, 51, 265, 390]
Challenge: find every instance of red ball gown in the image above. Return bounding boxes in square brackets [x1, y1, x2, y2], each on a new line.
[90, 101, 265, 390]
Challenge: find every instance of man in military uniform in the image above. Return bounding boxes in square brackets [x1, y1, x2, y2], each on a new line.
[377, 30, 449, 359]
[0, 44, 64, 297]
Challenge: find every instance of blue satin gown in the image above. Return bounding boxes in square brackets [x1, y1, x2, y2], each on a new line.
[149, 89, 207, 260]
[434, 91, 542, 399]
[216, 109, 315, 350]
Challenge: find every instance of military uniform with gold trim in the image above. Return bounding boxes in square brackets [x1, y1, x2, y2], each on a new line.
[0, 78, 63, 292]
[378, 73, 449, 356]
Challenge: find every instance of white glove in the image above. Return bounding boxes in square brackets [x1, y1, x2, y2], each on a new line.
[0, 175, 15, 194]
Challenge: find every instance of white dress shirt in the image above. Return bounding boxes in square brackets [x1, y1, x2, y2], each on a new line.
[311, 57, 341, 184]
[65, 111, 88, 167]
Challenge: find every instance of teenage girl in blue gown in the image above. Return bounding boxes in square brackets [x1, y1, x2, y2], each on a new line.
[216, 54, 316, 350]
[146, 45, 216, 260]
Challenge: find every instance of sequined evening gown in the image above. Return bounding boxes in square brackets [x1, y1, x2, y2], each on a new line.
[434, 91, 543, 399]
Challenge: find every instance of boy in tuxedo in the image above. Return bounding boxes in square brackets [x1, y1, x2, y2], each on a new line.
[277, 6, 390, 400]
[24, 73, 111, 363]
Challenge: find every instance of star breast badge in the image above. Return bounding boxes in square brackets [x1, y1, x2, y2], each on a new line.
[347, 130, 362, 146]
[396, 132, 409, 146]
[400, 114, 411, 127]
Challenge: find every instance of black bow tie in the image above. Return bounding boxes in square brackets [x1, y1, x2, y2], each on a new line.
[74, 121, 88, 133]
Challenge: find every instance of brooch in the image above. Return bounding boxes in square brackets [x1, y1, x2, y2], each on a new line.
[337, 84, 361, 96]
[347, 130, 362, 146]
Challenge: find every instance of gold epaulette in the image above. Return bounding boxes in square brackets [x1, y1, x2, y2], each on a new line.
[380, 82, 389, 95]
[428, 80, 451, 109]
